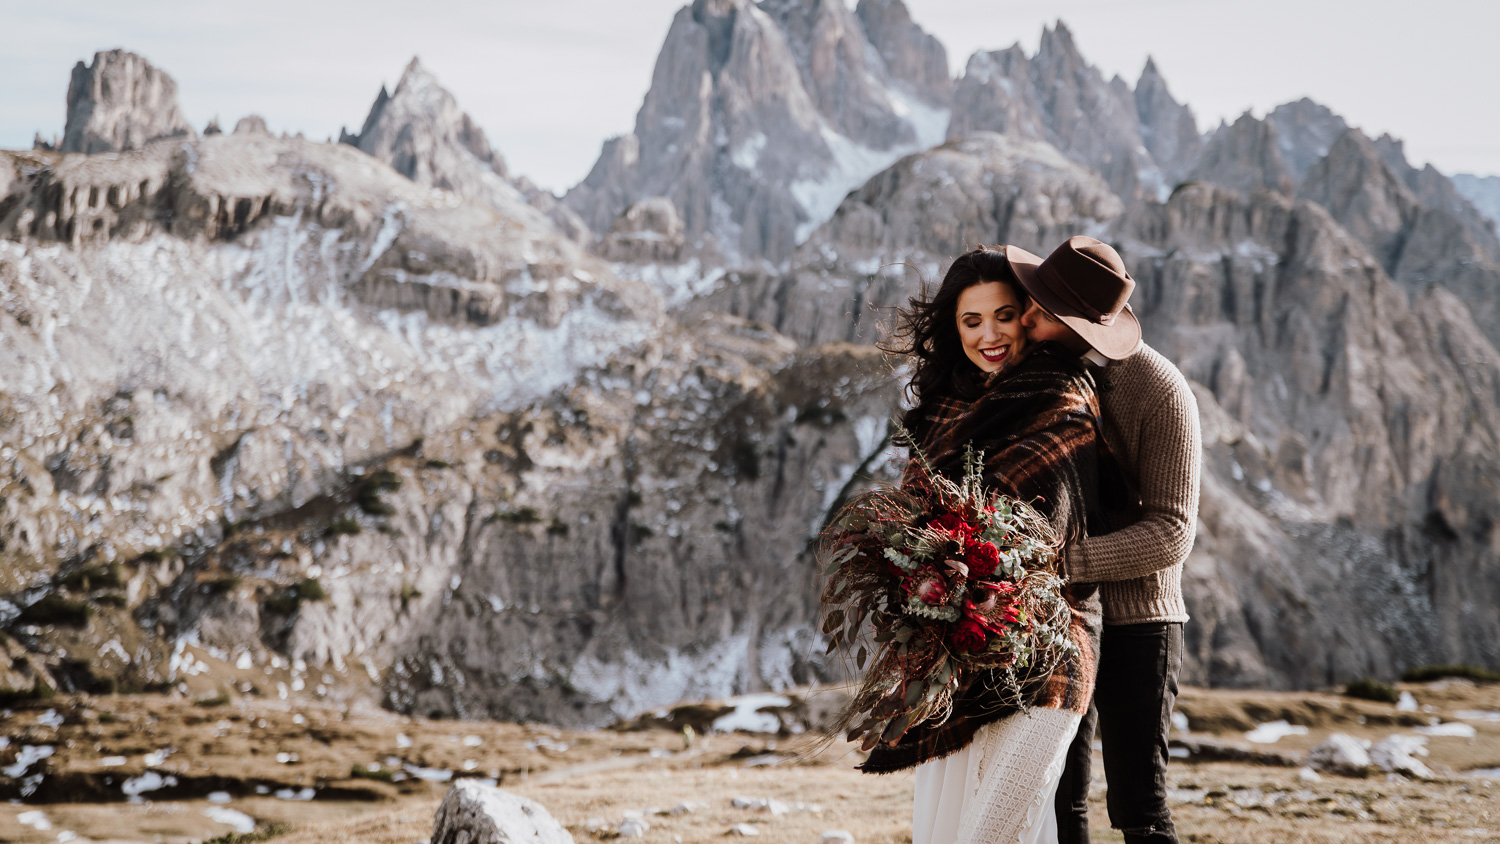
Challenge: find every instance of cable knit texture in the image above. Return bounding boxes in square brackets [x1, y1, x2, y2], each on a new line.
[1069, 344, 1201, 624]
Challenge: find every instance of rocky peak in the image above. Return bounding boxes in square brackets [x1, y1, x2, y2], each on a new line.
[565, 0, 949, 267]
[233, 115, 271, 136]
[949, 22, 1161, 201]
[1134, 57, 1200, 184]
[341, 57, 505, 187]
[1372, 133, 1500, 260]
[758, 0, 918, 148]
[854, 0, 951, 106]
[1265, 98, 1347, 185]
[60, 49, 196, 154]
[1188, 113, 1293, 196]
[948, 47, 1046, 140]
[1453, 173, 1500, 232]
[1298, 128, 1419, 269]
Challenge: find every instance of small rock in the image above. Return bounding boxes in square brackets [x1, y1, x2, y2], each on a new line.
[821, 832, 855, 844]
[1396, 691, 1418, 711]
[1297, 766, 1322, 783]
[1307, 733, 1372, 775]
[618, 818, 648, 838]
[728, 824, 761, 836]
[430, 780, 574, 844]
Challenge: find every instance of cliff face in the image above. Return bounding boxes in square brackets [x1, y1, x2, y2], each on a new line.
[563, 0, 950, 267]
[4, 9, 1500, 725]
[60, 50, 196, 155]
[949, 24, 1189, 202]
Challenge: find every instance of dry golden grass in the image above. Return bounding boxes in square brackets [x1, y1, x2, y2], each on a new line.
[3, 680, 1500, 842]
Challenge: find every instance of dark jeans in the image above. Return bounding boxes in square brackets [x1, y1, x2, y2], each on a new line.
[1055, 621, 1184, 844]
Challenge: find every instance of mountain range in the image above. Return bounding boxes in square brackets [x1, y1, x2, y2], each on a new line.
[2, 0, 1498, 726]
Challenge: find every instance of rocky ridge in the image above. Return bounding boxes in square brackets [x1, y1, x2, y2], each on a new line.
[2, 1, 1500, 729]
[57, 50, 196, 155]
[563, 0, 951, 268]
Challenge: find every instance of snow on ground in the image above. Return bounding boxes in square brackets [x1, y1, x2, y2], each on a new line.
[202, 806, 257, 834]
[1245, 720, 1310, 744]
[712, 694, 792, 734]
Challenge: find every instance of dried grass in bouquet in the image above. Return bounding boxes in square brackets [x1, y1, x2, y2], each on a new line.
[819, 425, 1079, 750]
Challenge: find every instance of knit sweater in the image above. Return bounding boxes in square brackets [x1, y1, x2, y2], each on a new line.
[1067, 343, 1201, 625]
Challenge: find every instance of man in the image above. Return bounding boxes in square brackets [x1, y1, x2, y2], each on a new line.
[1005, 236, 1202, 844]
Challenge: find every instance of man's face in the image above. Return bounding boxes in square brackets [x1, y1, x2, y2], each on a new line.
[1021, 300, 1092, 354]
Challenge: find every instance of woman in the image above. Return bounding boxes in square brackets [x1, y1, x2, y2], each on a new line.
[865, 245, 1113, 843]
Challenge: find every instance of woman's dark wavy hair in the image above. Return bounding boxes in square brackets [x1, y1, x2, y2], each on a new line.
[882, 245, 1030, 435]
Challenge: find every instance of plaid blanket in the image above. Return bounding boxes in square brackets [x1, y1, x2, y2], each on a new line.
[860, 344, 1112, 774]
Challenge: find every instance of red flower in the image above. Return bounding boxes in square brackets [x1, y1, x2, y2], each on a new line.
[908, 569, 949, 605]
[951, 618, 987, 652]
[929, 513, 973, 536]
[964, 541, 1001, 577]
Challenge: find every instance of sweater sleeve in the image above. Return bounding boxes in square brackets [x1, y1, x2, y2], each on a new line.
[1067, 371, 1201, 583]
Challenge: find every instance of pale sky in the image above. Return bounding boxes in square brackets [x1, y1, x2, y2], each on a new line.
[2, 0, 1496, 193]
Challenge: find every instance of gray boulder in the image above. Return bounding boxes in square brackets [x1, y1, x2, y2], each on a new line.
[431, 780, 574, 844]
[60, 49, 196, 154]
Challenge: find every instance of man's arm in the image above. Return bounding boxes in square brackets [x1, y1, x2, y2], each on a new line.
[1068, 377, 1201, 583]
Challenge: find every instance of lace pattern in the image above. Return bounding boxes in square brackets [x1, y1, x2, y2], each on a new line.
[912, 708, 1080, 843]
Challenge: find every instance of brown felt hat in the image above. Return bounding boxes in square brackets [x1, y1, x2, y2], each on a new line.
[1005, 236, 1142, 360]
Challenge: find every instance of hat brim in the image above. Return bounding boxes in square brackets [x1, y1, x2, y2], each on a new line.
[1005, 245, 1142, 361]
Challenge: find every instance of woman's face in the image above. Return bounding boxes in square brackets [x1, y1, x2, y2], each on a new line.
[955, 281, 1027, 373]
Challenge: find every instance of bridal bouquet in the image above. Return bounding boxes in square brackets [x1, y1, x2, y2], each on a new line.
[819, 429, 1077, 750]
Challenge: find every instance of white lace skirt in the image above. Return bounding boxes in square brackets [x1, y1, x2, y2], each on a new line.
[911, 708, 1081, 844]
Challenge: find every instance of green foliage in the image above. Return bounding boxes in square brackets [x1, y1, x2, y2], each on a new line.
[18, 594, 93, 627]
[294, 578, 327, 602]
[398, 581, 422, 610]
[424, 459, 453, 469]
[135, 548, 173, 564]
[261, 593, 300, 616]
[1344, 677, 1400, 703]
[497, 507, 541, 525]
[354, 469, 402, 516]
[630, 522, 655, 545]
[92, 593, 129, 609]
[1401, 663, 1500, 683]
[0, 678, 56, 707]
[545, 518, 570, 537]
[327, 517, 362, 536]
[349, 764, 395, 782]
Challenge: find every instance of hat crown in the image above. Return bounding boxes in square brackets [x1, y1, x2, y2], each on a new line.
[1037, 236, 1134, 322]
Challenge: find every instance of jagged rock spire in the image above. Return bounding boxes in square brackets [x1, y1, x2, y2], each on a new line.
[341, 57, 506, 188]
[1134, 57, 1200, 183]
[1265, 98, 1348, 184]
[855, 0, 951, 106]
[949, 20, 1161, 201]
[564, 0, 951, 267]
[61, 49, 196, 154]
[1188, 112, 1293, 196]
